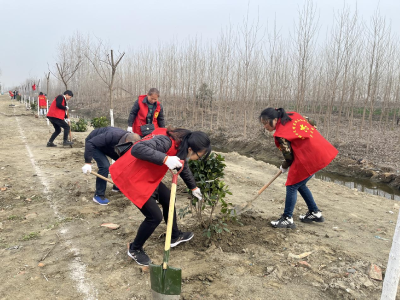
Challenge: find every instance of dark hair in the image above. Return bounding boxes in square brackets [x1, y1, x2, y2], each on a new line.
[259, 107, 292, 126]
[64, 90, 73, 97]
[39, 92, 43, 95]
[148, 88, 159, 96]
[167, 127, 211, 161]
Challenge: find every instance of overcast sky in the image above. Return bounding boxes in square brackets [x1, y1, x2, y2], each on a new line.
[1, 0, 399, 89]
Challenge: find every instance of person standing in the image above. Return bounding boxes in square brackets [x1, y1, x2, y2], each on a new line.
[38, 92, 47, 116]
[260, 107, 338, 229]
[46, 90, 73, 147]
[110, 127, 210, 266]
[81, 127, 140, 205]
[127, 88, 165, 137]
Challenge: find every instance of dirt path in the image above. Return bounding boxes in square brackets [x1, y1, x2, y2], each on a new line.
[0, 95, 399, 299]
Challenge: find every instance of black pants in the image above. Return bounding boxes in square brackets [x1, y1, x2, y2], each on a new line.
[48, 117, 70, 142]
[93, 149, 109, 196]
[131, 182, 180, 250]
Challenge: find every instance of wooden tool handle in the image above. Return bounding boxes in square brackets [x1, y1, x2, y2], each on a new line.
[90, 171, 115, 185]
[67, 110, 72, 141]
[256, 170, 282, 196]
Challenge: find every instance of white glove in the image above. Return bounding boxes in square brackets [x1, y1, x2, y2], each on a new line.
[280, 165, 288, 174]
[82, 164, 92, 174]
[65, 118, 70, 123]
[127, 126, 133, 132]
[192, 187, 203, 201]
[164, 156, 182, 170]
[65, 106, 69, 110]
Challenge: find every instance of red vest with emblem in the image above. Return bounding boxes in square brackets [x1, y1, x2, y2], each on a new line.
[133, 95, 161, 136]
[109, 128, 178, 208]
[47, 96, 66, 119]
[38, 95, 47, 107]
[273, 112, 338, 186]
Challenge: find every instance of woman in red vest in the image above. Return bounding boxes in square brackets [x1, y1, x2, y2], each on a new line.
[46, 90, 73, 147]
[127, 88, 165, 137]
[38, 92, 47, 116]
[260, 108, 338, 229]
[109, 127, 210, 266]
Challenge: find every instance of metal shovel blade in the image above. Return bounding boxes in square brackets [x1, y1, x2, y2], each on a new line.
[150, 264, 181, 298]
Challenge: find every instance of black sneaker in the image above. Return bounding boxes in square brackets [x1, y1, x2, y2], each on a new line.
[111, 185, 121, 193]
[299, 210, 324, 223]
[171, 231, 194, 248]
[63, 140, 73, 146]
[47, 142, 57, 147]
[127, 248, 151, 266]
[270, 215, 296, 229]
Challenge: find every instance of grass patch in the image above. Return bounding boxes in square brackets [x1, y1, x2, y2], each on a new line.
[47, 217, 73, 230]
[22, 232, 40, 241]
[8, 215, 22, 221]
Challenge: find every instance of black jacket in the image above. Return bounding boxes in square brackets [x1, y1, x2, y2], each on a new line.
[131, 135, 196, 190]
[127, 96, 165, 128]
[84, 127, 128, 163]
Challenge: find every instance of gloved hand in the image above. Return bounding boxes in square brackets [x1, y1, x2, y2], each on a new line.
[127, 126, 133, 132]
[65, 106, 69, 111]
[82, 164, 92, 174]
[192, 187, 203, 201]
[65, 118, 70, 123]
[279, 165, 288, 174]
[164, 156, 182, 170]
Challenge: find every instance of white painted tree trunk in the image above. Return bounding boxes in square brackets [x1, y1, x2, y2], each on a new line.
[110, 108, 114, 127]
[46, 100, 49, 125]
[381, 209, 400, 300]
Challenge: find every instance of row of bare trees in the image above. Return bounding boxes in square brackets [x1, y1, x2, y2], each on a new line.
[17, 3, 400, 158]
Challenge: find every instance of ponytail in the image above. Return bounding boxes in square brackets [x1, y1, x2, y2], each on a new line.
[259, 107, 292, 126]
[167, 127, 211, 160]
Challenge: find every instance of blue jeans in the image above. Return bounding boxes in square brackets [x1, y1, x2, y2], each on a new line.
[283, 175, 319, 218]
[93, 149, 110, 196]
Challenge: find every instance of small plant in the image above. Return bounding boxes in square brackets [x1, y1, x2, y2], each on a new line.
[22, 232, 40, 241]
[71, 118, 88, 132]
[91, 116, 110, 129]
[8, 215, 21, 221]
[182, 152, 233, 238]
[30, 102, 37, 111]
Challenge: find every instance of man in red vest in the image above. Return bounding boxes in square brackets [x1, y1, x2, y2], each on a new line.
[38, 92, 47, 116]
[46, 90, 73, 147]
[127, 88, 165, 137]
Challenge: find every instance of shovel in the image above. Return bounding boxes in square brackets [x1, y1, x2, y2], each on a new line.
[232, 170, 282, 216]
[150, 161, 184, 300]
[66, 110, 73, 148]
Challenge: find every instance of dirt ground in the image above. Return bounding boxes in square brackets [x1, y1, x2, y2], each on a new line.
[1, 95, 399, 300]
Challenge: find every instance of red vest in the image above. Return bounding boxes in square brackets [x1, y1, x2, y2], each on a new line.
[47, 96, 66, 119]
[38, 95, 46, 107]
[274, 112, 338, 186]
[109, 128, 178, 208]
[133, 95, 161, 136]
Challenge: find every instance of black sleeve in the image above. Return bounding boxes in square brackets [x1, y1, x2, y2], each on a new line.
[55, 95, 67, 110]
[179, 163, 197, 190]
[157, 104, 165, 128]
[131, 135, 171, 165]
[84, 133, 109, 163]
[128, 99, 140, 127]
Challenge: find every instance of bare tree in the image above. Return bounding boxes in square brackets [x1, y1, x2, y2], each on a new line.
[86, 39, 125, 126]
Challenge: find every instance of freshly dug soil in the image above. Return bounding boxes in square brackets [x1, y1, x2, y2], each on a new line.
[0, 96, 399, 299]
